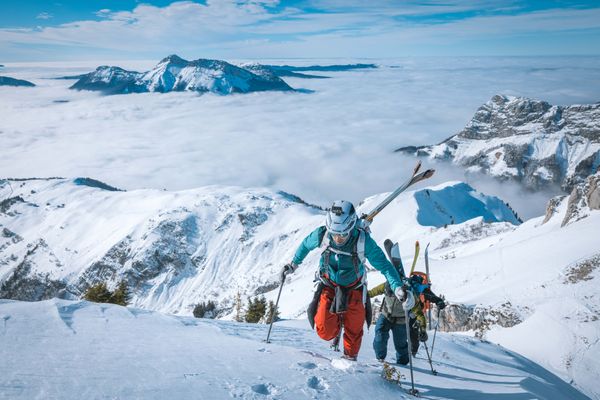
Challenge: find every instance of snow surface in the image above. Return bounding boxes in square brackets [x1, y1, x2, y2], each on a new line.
[0, 298, 590, 400]
[2, 176, 598, 396]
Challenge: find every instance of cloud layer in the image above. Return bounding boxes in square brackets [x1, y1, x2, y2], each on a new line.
[1, 56, 599, 219]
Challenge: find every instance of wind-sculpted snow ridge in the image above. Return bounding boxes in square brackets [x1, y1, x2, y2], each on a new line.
[396, 95, 600, 192]
[0, 299, 590, 399]
[70, 55, 294, 95]
[0, 76, 35, 87]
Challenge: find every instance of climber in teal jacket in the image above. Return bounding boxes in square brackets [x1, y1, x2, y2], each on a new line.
[282, 200, 407, 360]
[291, 225, 402, 290]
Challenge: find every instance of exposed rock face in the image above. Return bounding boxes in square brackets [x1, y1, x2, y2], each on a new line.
[543, 195, 567, 224]
[397, 95, 600, 192]
[0, 239, 69, 301]
[563, 253, 600, 284]
[434, 302, 523, 338]
[70, 55, 294, 95]
[561, 172, 600, 226]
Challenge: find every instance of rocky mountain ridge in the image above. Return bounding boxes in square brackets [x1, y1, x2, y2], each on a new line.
[70, 55, 294, 95]
[397, 95, 600, 191]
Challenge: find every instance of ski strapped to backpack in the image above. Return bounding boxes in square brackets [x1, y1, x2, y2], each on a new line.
[409, 240, 420, 276]
[362, 160, 435, 225]
[424, 242, 431, 324]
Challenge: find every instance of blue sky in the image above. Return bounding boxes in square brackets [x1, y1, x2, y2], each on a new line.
[2, 0, 600, 61]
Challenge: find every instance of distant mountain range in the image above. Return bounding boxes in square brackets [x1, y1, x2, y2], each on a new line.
[0, 76, 35, 87]
[67, 57, 379, 94]
[70, 55, 294, 95]
[396, 95, 600, 191]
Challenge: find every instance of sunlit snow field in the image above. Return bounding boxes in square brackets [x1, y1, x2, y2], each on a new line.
[1, 56, 600, 218]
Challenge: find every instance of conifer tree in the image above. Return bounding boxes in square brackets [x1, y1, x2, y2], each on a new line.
[193, 300, 217, 318]
[266, 300, 280, 324]
[245, 296, 267, 323]
[110, 280, 131, 306]
[84, 282, 112, 303]
[234, 291, 243, 322]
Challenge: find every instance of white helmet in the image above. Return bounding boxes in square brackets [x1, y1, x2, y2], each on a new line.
[326, 200, 357, 236]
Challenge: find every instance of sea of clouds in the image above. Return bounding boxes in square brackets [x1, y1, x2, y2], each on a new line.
[1, 56, 599, 219]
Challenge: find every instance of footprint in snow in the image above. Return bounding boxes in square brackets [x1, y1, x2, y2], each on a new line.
[307, 376, 328, 391]
[298, 361, 317, 369]
[251, 383, 275, 395]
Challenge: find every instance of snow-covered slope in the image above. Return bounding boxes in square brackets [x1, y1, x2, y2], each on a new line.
[408, 177, 600, 398]
[280, 174, 600, 398]
[397, 95, 600, 191]
[0, 178, 515, 316]
[2, 175, 598, 396]
[0, 298, 589, 399]
[70, 55, 294, 95]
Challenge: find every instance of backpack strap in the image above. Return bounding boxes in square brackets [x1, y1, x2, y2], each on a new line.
[319, 228, 368, 293]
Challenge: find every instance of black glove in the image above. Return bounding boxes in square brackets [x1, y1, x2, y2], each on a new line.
[436, 299, 446, 310]
[418, 328, 428, 342]
[280, 262, 298, 279]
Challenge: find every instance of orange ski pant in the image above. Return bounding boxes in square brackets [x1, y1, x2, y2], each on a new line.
[314, 286, 365, 358]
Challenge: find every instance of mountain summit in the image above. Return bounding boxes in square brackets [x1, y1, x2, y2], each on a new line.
[397, 95, 600, 191]
[70, 55, 294, 95]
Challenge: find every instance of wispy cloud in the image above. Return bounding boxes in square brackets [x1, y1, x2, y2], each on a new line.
[35, 12, 53, 20]
[1, 0, 599, 60]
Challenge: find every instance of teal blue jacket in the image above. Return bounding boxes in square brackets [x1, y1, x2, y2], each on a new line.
[292, 226, 403, 290]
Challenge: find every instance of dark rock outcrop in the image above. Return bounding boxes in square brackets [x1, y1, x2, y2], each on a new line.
[0, 76, 35, 87]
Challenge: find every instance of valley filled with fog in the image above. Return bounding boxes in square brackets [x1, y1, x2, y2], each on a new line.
[2, 56, 600, 218]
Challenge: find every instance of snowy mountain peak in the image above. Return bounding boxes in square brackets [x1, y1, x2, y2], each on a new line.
[158, 54, 188, 66]
[397, 95, 600, 191]
[70, 56, 294, 95]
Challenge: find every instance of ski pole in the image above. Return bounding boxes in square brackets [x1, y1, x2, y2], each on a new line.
[430, 306, 441, 356]
[331, 314, 343, 352]
[404, 301, 418, 396]
[265, 272, 286, 343]
[422, 340, 438, 375]
[424, 242, 432, 326]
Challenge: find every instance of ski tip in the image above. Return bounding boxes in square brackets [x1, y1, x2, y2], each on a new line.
[413, 160, 422, 175]
[424, 169, 435, 179]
